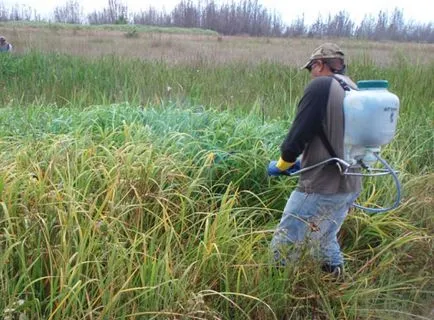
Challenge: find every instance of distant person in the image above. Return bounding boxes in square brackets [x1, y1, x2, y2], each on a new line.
[0, 36, 13, 52]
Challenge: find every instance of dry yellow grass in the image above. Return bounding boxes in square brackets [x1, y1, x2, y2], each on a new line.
[1, 24, 434, 66]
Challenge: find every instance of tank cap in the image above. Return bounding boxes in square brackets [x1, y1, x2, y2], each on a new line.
[357, 80, 389, 89]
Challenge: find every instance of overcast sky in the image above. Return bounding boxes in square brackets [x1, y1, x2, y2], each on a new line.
[2, 0, 433, 25]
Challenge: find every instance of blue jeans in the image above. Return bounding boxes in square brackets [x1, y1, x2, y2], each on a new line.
[271, 190, 359, 266]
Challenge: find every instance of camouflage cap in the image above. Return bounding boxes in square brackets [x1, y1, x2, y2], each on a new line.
[301, 43, 345, 70]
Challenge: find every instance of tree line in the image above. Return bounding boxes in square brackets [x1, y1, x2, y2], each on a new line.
[0, 0, 433, 42]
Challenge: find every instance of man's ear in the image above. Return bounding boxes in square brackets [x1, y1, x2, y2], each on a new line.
[317, 60, 325, 72]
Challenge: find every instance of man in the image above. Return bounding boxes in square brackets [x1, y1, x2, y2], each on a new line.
[0, 36, 13, 52]
[268, 43, 361, 278]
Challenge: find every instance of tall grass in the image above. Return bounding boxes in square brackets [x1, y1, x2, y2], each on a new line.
[0, 102, 432, 319]
[0, 52, 305, 117]
[0, 51, 433, 119]
[0, 48, 433, 319]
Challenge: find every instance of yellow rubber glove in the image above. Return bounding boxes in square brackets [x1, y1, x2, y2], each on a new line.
[276, 157, 295, 171]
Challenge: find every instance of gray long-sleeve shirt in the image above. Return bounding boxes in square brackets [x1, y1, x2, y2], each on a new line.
[280, 75, 361, 194]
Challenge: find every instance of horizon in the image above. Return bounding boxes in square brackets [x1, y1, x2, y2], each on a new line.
[1, 0, 433, 26]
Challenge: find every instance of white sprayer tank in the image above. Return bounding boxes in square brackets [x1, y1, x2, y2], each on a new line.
[343, 80, 400, 165]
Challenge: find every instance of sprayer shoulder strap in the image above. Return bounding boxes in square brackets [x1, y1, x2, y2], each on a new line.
[330, 75, 351, 91]
[318, 75, 350, 159]
[319, 128, 338, 158]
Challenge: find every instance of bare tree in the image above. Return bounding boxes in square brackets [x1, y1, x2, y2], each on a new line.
[0, 0, 432, 42]
[285, 14, 306, 37]
[54, 0, 83, 24]
[133, 6, 171, 26]
[108, 0, 128, 24]
[270, 10, 283, 36]
[8, 4, 36, 21]
[201, 0, 219, 31]
[325, 11, 354, 37]
[308, 15, 326, 37]
[87, 0, 128, 24]
[0, 2, 9, 21]
[355, 14, 376, 39]
[172, 0, 200, 28]
[374, 10, 388, 40]
[388, 8, 405, 41]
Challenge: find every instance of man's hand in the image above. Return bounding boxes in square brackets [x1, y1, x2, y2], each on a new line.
[267, 159, 301, 176]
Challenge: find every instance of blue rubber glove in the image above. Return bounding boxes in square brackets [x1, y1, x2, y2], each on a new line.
[267, 159, 301, 176]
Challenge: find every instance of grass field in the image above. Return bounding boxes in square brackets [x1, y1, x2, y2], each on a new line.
[0, 23, 433, 319]
[2, 21, 434, 66]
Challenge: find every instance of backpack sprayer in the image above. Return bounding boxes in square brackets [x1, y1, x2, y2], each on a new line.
[284, 79, 401, 214]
